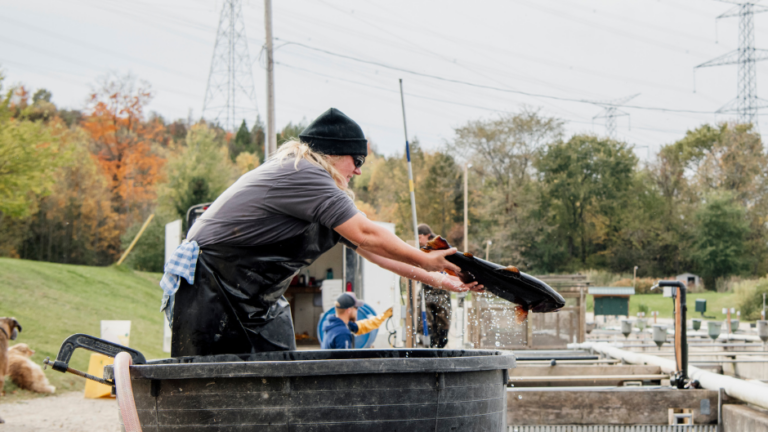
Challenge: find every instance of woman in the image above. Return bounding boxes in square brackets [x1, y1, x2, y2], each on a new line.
[166, 108, 481, 357]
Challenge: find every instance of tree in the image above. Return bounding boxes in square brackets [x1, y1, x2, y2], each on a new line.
[251, 115, 266, 162]
[688, 192, 749, 291]
[19, 125, 121, 265]
[533, 134, 637, 269]
[0, 81, 61, 225]
[158, 123, 237, 228]
[449, 110, 564, 261]
[655, 123, 768, 276]
[81, 73, 165, 228]
[229, 120, 252, 161]
[278, 120, 307, 145]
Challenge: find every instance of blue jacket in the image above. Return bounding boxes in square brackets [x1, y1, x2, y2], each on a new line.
[321, 317, 356, 349]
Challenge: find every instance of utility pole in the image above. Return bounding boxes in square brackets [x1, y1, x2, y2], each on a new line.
[264, 0, 277, 159]
[696, 1, 768, 126]
[590, 94, 640, 139]
[463, 163, 471, 252]
[202, 0, 259, 132]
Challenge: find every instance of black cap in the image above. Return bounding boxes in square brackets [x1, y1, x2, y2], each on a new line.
[417, 224, 434, 238]
[299, 108, 368, 156]
[335, 292, 364, 309]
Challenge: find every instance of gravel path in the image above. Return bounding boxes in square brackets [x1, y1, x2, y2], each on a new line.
[0, 392, 119, 432]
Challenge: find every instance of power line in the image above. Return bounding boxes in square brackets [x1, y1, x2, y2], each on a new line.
[275, 61, 692, 136]
[276, 39, 719, 115]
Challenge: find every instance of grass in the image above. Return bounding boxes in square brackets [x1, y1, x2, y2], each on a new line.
[0, 258, 168, 402]
[630, 292, 742, 320]
[587, 292, 743, 320]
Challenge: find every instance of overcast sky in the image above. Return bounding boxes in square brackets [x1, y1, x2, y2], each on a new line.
[2, 0, 766, 159]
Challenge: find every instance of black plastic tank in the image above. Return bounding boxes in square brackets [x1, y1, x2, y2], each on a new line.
[105, 348, 514, 431]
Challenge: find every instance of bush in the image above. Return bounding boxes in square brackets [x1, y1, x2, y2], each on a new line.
[736, 278, 768, 321]
[612, 277, 659, 294]
[120, 212, 176, 272]
[584, 269, 631, 286]
[637, 303, 650, 315]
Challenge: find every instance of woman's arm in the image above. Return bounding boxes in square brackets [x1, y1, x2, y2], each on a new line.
[335, 214, 460, 273]
[356, 248, 483, 293]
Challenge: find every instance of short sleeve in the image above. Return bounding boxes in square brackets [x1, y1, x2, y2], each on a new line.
[265, 162, 359, 229]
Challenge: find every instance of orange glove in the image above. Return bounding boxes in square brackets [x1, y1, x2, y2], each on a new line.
[354, 307, 393, 336]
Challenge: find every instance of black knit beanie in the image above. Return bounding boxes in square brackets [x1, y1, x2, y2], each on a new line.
[299, 108, 368, 156]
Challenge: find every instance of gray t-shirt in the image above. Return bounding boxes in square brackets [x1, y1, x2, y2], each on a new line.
[188, 158, 359, 247]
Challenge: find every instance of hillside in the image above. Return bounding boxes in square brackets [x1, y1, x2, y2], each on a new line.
[0, 258, 169, 400]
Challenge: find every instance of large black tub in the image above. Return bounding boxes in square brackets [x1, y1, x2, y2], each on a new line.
[104, 349, 514, 432]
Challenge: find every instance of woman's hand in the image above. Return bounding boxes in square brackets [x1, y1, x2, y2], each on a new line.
[436, 274, 485, 293]
[336, 214, 460, 273]
[419, 248, 461, 273]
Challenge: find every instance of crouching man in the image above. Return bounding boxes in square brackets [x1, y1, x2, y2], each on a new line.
[321, 293, 364, 349]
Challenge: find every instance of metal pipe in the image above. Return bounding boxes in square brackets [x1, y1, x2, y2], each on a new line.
[653, 351, 768, 357]
[509, 374, 668, 382]
[613, 342, 761, 348]
[516, 359, 620, 365]
[570, 342, 768, 411]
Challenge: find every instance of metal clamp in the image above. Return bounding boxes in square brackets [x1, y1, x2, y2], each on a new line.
[45, 334, 147, 386]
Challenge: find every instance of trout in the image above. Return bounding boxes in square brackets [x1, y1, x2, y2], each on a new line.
[421, 236, 565, 323]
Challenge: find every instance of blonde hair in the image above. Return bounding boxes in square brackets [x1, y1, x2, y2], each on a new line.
[272, 139, 355, 199]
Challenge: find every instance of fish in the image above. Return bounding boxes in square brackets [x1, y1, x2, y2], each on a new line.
[421, 236, 565, 322]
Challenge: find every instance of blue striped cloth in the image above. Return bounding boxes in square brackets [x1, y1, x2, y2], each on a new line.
[160, 241, 200, 322]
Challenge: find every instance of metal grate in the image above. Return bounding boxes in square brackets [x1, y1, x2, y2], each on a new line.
[509, 426, 717, 432]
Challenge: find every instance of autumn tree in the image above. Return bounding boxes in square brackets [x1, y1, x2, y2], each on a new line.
[20, 125, 121, 265]
[81, 73, 165, 228]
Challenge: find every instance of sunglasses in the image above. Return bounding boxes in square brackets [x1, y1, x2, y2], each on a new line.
[352, 155, 366, 169]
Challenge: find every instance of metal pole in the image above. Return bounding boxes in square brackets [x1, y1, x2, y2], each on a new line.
[633, 266, 638, 292]
[463, 163, 468, 252]
[398, 79, 419, 247]
[399, 79, 423, 347]
[420, 287, 430, 347]
[264, 0, 276, 159]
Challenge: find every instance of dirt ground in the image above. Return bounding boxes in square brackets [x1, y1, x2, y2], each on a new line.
[0, 392, 119, 432]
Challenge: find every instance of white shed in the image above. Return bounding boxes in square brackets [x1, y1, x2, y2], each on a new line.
[675, 272, 701, 288]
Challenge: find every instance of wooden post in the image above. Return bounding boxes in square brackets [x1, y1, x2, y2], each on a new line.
[116, 214, 154, 266]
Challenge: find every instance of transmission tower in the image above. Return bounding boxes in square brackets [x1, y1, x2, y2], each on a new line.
[696, 1, 768, 126]
[202, 0, 259, 131]
[591, 94, 639, 138]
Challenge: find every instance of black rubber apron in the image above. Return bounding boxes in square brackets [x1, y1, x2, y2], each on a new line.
[171, 222, 341, 357]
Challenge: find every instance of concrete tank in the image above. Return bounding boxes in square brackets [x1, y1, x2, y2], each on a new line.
[105, 349, 515, 431]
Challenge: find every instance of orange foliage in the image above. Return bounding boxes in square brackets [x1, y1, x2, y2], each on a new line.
[81, 75, 165, 226]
